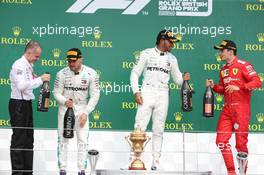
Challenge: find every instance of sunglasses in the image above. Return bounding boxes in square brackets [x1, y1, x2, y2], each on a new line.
[67, 59, 78, 63]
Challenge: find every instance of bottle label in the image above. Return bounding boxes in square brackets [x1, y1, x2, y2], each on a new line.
[182, 89, 189, 109]
[64, 116, 74, 138]
[44, 98, 50, 108]
[37, 90, 43, 109]
[205, 104, 212, 113]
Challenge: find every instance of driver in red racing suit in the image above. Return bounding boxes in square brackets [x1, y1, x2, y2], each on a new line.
[207, 40, 262, 175]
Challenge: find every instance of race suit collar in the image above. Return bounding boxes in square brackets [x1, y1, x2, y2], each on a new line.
[72, 65, 84, 75]
[155, 47, 167, 56]
[22, 55, 34, 71]
[226, 56, 238, 66]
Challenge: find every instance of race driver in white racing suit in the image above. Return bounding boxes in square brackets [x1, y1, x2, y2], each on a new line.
[130, 30, 190, 170]
[53, 48, 100, 175]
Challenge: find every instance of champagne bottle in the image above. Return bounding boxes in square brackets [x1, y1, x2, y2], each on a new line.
[203, 84, 214, 118]
[37, 72, 50, 112]
[181, 78, 193, 112]
[63, 99, 75, 138]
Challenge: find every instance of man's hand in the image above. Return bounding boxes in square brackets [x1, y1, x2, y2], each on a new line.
[79, 113, 87, 128]
[206, 79, 214, 88]
[134, 92, 143, 105]
[40, 73, 50, 82]
[183, 72, 190, 80]
[65, 100, 73, 108]
[225, 85, 240, 93]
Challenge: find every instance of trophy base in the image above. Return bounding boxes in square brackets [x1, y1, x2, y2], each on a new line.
[128, 158, 146, 170]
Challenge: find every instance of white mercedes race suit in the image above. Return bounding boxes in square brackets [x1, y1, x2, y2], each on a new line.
[130, 47, 183, 160]
[53, 65, 100, 171]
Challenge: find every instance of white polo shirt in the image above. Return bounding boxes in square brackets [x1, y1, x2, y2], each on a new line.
[9, 56, 43, 100]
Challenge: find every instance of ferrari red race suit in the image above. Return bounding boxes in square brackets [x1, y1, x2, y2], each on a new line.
[213, 57, 261, 174]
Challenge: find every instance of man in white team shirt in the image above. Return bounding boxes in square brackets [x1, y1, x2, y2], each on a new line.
[53, 48, 100, 175]
[9, 40, 50, 175]
[130, 30, 190, 170]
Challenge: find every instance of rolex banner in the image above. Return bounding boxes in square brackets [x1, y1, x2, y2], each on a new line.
[0, 0, 263, 132]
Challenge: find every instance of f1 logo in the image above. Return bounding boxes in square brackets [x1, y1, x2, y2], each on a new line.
[66, 0, 151, 15]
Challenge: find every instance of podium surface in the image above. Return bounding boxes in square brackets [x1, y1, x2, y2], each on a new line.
[96, 169, 212, 175]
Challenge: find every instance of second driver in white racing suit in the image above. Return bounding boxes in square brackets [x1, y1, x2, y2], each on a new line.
[53, 48, 100, 175]
[130, 30, 190, 170]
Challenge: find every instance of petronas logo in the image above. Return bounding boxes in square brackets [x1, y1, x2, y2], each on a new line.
[215, 94, 223, 103]
[256, 113, 264, 123]
[52, 48, 61, 58]
[12, 26, 21, 37]
[174, 112, 183, 122]
[257, 33, 264, 43]
[94, 31, 102, 40]
[258, 73, 264, 82]
[92, 110, 101, 120]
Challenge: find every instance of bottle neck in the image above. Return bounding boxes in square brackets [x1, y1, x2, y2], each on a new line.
[206, 86, 212, 93]
[183, 80, 189, 84]
[43, 81, 49, 84]
[183, 80, 190, 87]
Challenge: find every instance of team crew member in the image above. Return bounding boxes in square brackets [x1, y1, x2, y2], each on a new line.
[9, 40, 50, 175]
[207, 40, 261, 175]
[53, 48, 100, 175]
[130, 30, 190, 170]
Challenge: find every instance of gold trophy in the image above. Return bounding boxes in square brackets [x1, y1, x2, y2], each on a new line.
[125, 127, 151, 170]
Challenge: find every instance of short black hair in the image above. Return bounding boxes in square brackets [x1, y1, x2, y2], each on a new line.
[228, 48, 237, 55]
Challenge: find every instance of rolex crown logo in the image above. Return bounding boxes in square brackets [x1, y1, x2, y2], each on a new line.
[52, 48, 61, 58]
[94, 31, 102, 40]
[215, 53, 221, 63]
[256, 113, 264, 123]
[215, 94, 223, 103]
[133, 51, 141, 60]
[257, 33, 264, 43]
[258, 73, 264, 82]
[12, 26, 22, 37]
[92, 110, 101, 120]
[174, 112, 183, 122]
[259, 0, 264, 3]
[175, 33, 183, 42]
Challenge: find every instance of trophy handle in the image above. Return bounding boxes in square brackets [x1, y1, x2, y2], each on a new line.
[143, 136, 151, 149]
[125, 136, 132, 148]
